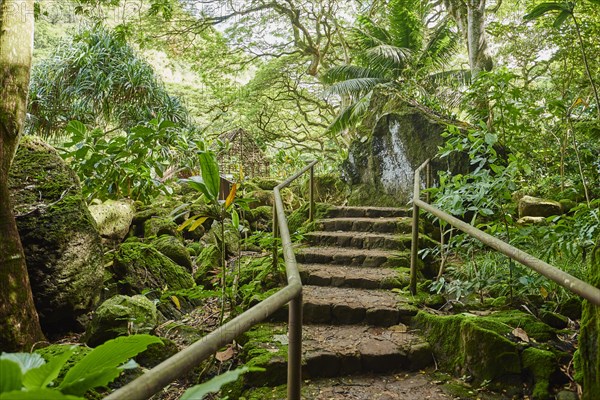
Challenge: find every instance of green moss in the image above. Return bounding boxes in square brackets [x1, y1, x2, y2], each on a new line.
[84, 294, 157, 347]
[151, 235, 192, 271]
[35, 344, 92, 385]
[238, 324, 288, 386]
[287, 202, 331, 233]
[143, 217, 180, 238]
[307, 173, 349, 204]
[522, 347, 556, 400]
[485, 310, 556, 342]
[194, 244, 221, 287]
[112, 242, 195, 297]
[239, 385, 288, 400]
[347, 183, 400, 207]
[579, 242, 600, 399]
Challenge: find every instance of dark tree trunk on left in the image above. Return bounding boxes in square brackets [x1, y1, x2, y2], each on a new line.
[0, 0, 45, 351]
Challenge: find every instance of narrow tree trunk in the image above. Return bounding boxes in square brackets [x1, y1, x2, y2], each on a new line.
[0, 0, 46, 351]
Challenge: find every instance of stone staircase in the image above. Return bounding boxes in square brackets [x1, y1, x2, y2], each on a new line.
[296, 206, 433, 379]
[239, 206, 444, 399]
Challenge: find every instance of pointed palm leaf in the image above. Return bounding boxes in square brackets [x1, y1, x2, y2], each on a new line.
[326, 91, 374, 134]
[321, 65, 385, 84]
[326, 78, 386, 98]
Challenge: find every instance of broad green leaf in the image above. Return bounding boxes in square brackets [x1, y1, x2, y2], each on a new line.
[523, 2, 569, 20]
[0, 359, 23, 393]
[553, 9, 571, 27]
[1, 353, 46, 374]
[185, 176, 211, 199]
[23, 347, 76, 390]
[59, 335, 162, 395]
[65, 120, 87, 139]
[1, 389, 84, 400]
[231, 209, 240, 230]
[180, 367, 263, 400]
[199, 152, 220, 200]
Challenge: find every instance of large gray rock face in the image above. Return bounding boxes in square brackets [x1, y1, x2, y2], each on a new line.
[342, 103, 465, 206]
[89, 199, 135, 244]
[8, 136, 104, 334]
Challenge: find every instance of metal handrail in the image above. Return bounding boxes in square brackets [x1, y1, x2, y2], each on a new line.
[410, 159, 600, 306]
[104, 161, 317, 400]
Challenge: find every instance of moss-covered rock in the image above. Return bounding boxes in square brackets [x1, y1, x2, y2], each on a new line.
[579, 242, 600, 399]
[111, 242, 195, 307]
[287, 202, 331, 234]
[143, 216, 180, 238]
[8, 136, 104, 334]
[413, 310, 558, 391]
[136, 337, 178, 368]
[151, 235, 192, 272]
[308, 173, 349, 204]
[88, 199, 135, 244]
[194, 244, 221, 287]
[238, 324, 288, 387]
[518, 196, 562, 218]
[341, 99, 467, 205]
[84, 294, 157, 347]
[522, 347, 557, 400]
[539, 310, 568, 329]
[246, 206, 272, 232]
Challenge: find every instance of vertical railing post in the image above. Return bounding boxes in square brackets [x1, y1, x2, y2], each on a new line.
[309, 165, 314, 222]
[287, 293, 302, 400]
[410, 161, 427, 295]
[425, 162, 431, 204]
[273, 202, 278, 270]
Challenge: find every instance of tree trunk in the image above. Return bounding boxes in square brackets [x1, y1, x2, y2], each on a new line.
[443, 0, 493, 79]
[0, 0, 46, 351]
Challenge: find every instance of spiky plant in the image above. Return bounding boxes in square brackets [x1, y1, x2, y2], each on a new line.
[28, 25, 188, 138]
[322, 0, 461, 134]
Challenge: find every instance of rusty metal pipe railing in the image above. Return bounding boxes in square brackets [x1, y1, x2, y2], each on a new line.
[410, 159, 600, 306]
[105, 161, 317, 400]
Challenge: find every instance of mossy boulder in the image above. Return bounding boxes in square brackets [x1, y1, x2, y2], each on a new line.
[413, 310, 558, 394]
[579, 242, 600, 399]
[84, 294, 157, 347]
[246, 206, 272, 232]
[88, 199, 135, 244]
[136, 337, 179, 368]
[341, 99, 467, 205]
[151, 235, 192, 272]
[111, 242, 195, 317]
[143, 216, 180, 238]
[8, 136, 104, 334]
[522, 347, 558, 400]
[194, 244, 221, 287]
[518, 195, 562, 218]
[308, 173, 349, 204]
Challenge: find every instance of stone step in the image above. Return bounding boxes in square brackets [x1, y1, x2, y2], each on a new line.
[303, 285, 418, 326]
[239, 324, 433, 386]
[325, 206, 411, 219]
[299, 264, 410, 289]
[303, 325, 432, 378]
[305, 231, 413, 250]
[317, 217, 412, 234]
[252, 372, 453, 399]
[296, 246, 410, 268]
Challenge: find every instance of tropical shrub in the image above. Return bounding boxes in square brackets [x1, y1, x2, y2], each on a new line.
[0, 335, 161, 400]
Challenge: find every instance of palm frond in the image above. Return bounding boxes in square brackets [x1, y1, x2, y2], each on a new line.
[326, 78, 386, 98]
[388, 0, 423, 51]
[327, 91, 374, 134]
[365, 44, 412, 74]
[321, 65, 385, 84]
[416, 19, 459, 72]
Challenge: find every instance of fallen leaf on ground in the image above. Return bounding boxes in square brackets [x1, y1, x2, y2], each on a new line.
[512, 327, 530, 342]
[216, 346, 234, 361]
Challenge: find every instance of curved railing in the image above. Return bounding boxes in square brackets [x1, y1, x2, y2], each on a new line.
[105, 161, 317, 400]
[409, 159, 600, 306]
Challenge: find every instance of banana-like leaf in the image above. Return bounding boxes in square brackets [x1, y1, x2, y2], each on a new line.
[23, 347, 76, 390]
[0, 389, 84, 400]
[59, 335, 162, 396]
[553, 9, 572, 27]
[185, 176, 211, 199]
[225, 184, 237, 209]
[0, 353, 45, 374]
[0, 359, 22, 393]
[180, 367, 263, 400]
[524, 2, 570, 20]
[199, 152, 220, 200]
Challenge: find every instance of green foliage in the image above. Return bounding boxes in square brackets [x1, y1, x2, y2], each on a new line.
[29, 25, 188, 136]
[0, 335, 161, 399]
[61, 118, 203, 202]
[180, 366, 263, 400]
[323, 0, 460, 133]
